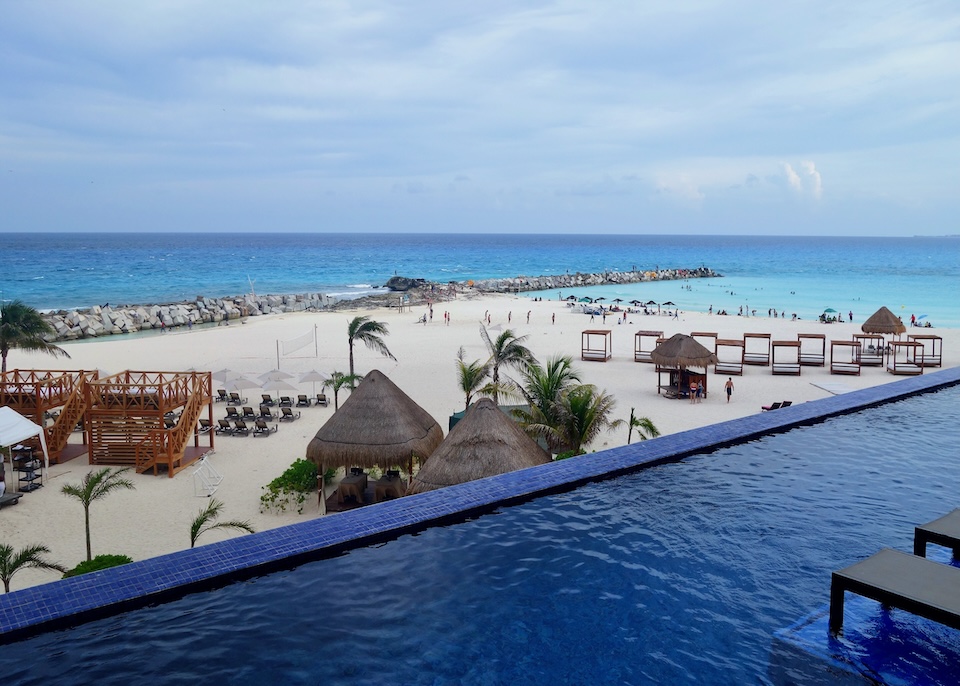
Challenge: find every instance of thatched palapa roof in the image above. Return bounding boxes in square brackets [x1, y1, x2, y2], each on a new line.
[861, 306, 906, 335]
[407, 398, 550, 494]
[305, 369, 443, 471]
[650, 333, 718, 369]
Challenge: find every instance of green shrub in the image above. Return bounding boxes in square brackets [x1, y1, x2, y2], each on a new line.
[64, 554, 133, 578]
[260, 459, 320, 514]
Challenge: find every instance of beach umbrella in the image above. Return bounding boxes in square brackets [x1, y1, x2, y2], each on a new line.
[565, 295, 577, 301]
[299, 369, 329, 395]
[612, 298, 624, 304]
[306, 370, 443, 511]
[595, 297, 606, 302]
[661, 301, 676, 307]
[651, 333, 718, 398]
[629, 300, 642, 306]
[823, 308, 837, 314]
[644, 300, 658, 306]
[261, 378, 299, 400]
[861, 306, 906, 335]
[407, 398, 550, 494]
[259, 369, 295, 382]
[578, 297, 593, 303]
[212, 368, 233, 383]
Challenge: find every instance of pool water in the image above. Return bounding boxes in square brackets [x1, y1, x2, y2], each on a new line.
[1, 387, 958, 684]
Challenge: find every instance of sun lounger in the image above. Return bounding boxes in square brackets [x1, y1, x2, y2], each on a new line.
[225, 406, 240, 419]
[261, 394, 276, 406]
[197, 418, 212, 434]
[241, 406, 257, 420]
[914, 509, 960, 559]
[259, 406, 277, 421]
[315, 393, 329, 407]
[279, 396, 293, 408]
[296, 394, 311, 407]
[232, 419, 251, 436]
[228, 392, 245, 405]
[216, 419, 234, 435]
[280, 407, 301, 421]
[215, 389, 228, 402]
[253, 419, 277, 436]
[761, 402, 782, 412]
[780, 401, 792, 408]
[830, 548, 960, 634]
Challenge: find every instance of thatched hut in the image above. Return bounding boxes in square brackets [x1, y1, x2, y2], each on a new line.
[651, 333, 718, 398]
[407, 398, 550, 494]
[305, 369, 443, 479]
[861, 306, 906, 335]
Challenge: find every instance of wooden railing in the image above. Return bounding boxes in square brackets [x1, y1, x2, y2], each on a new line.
[134, 376, 208, 476]
[47, 384, 86, 456]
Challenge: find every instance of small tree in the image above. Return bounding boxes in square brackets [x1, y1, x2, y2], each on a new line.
[323, 371, 363, 410]
[347, 315, 396, 379]
[61, 467, 135, 562]
[190, 498, 255, 548]
[627, 407, 661, 445]
[455, 347, 491, 411]
[0, 543, 67, 593]
[479, 325, 534, 404]
[552, 385, 624, 456]
[0, 300, 71, 373]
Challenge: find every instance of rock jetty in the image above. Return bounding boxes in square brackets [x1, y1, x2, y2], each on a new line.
[40, 266, 719, 341]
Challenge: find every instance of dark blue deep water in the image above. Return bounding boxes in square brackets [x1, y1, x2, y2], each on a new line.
[1, 386, 958, 684]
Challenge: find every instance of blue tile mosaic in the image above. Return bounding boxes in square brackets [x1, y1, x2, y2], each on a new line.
[1, 367, 958, 643]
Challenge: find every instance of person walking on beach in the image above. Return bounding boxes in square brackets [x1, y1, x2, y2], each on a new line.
[696, 381, 704, 403]
[526, 311, 531, 324]
[552, 312, 555, 325]
[725, 378, 734, 403]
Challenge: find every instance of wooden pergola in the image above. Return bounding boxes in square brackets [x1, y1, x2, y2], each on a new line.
[743, 332, 772, 366]
[852, 334, 885, 366]
[886, 342, 924, 376]
[0, 369, 98, 463]
[830, 340, 862, 376]
[714, 339, 744, 376]
[907, 334, 942, 367]
[85, 370, 214, 477]
[797, 333, 826, 366]
[771, 340, 801, 375]
[582, 330, 613, 362]
[633, 330, 663, 363]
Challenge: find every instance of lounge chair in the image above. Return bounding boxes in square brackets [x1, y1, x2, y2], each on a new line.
[225, 406, 240, 419]
[259, 406, 277, 421]
[279, 396, 293, 408]
[215, 389, 228, 402]
[296, 394, 311, 407]
[261, 394, 276, 406]
[280, 407, 301, 421]
[761, 402, 783, 412]
[253, 419, 277, 436]
[780, 401, 793, 408]
[315, 393, 329, 407]
[164, 416, 176, 429]
[216, 419, 234, 435]
[228, 392, 245, 405]
[241, 406, 258, 420]
[233, 419, 251, 436]
[197, 418, 212, 434]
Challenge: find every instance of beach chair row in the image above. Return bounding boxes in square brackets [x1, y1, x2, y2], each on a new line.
[221, 406, 302, 423]
[215, 391, 329, 407]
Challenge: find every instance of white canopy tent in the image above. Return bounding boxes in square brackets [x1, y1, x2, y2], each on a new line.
[0, 407, 50, 493]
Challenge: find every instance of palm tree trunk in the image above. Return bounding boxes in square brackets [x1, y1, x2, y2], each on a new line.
[348, 341, 355, 377]
[84, 506, 92, 562]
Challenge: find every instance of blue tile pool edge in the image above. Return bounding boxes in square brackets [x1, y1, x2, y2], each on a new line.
[2, 366, 958, 644]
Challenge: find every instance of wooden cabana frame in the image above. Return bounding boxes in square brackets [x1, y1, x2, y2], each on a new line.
[582, 330, 613, 362]
[907, 334, 942, 367]
[657, 369, 708, 399]
[690, 332, 717, 353]
[797, 333, 826, 366]
[830, 340, 861, 376]
[853, 334, 885, 366]
[85, 370, 214, 477]
[714, 339, 744, 375]
[0, 369, 98, 463]
[886, 342, 924, 376]
[771, 340, 801, 375]
[743, 332, 772, 366]
[633, 330, 664, 363]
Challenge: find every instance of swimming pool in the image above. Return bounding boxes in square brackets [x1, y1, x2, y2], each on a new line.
[1, 383, 958, 684]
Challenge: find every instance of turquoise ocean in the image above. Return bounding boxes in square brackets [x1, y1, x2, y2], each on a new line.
[1, 233, 957, 328]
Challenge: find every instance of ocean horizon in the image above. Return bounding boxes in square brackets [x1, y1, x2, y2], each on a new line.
[2, 232, 957, 328]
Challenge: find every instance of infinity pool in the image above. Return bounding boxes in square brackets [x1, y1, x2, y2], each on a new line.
[1, 386, 958, 684]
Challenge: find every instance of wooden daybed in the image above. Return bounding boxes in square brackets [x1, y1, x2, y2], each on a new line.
[582, 330, 612, 362]
[771, 340, 801, 375]
[743, 332, 771, 366]
[714, 339, 744, 376]
[690, 332, 717, 354]
[886, 341, 924, 376]
[634, 330, 663, 363]
[853, 334, 885, 366]
[797, 333, 826, 366]
[907, 334, 942, 367]
[830, 340, 862, 376]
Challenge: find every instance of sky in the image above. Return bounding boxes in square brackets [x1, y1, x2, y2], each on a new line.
[1, 1, 958, 236]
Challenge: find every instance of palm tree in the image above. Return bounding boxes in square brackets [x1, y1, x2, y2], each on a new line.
[0, 543, 68, 593]
[455, 347, 491, 411]
[190, 498, 255, 548]
[512, 355, 582, 453]
[61, 467, 135, 562]
[627, 407, 661, 445]
[323, 371, 363, 410]
[0, 300, 71, 373]
[551, 385, 624, 456]
[479, 325, 534, 403]
[347, 315, 396, 379]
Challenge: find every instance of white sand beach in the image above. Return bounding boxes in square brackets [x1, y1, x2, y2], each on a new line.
[3, 292, 957, 591]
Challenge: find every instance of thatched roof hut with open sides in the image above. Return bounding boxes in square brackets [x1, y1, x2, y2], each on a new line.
[651, 333, 718, 398]
[862, 306, 906, 335]
[305, 369, 443, 480]
[408, 398, 551, 495]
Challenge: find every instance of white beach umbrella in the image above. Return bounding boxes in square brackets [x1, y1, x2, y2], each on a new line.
[298, 369, 329, 395]
[227, 376, 261, 391]
[259, 369, 295, 383]
[212, 368, 233, 383]
[261, 378, 300, 400]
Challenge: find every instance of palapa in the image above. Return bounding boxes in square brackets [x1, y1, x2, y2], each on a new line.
[305, 369, 443, 473]
[407, 398, 550, 494]
[861, 306, 906, 335]
[650, 333, 718, 369]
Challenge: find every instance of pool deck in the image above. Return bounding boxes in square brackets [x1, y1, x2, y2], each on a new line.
[2, 366, 959, 644]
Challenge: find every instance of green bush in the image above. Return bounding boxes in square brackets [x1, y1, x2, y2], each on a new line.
[260, 459, 320, 514]
[64, 554, 133, 578]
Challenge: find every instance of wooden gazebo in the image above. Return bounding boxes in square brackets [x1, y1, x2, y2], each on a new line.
[830, 340, 862, 376]
[634, 330, 663, 363]
[797, 333, 826, 366]
[581, 330, 612, 362]
[771, 340, 801, 375]
[0, 369, 98, 463]
[743, 332, 772, 366]
[907, 334, 942, 367]
[652, 334, 718, 399]
[714, 339, 744, 376]
[85, 370, 214, 477]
